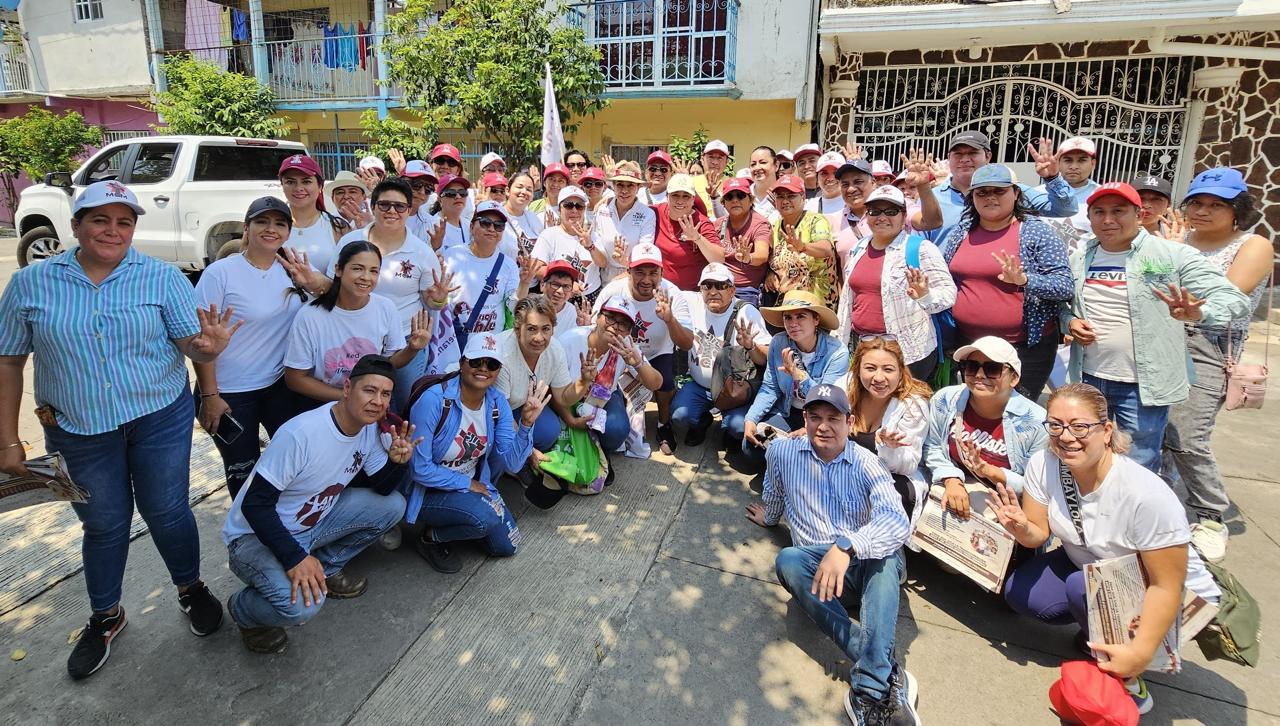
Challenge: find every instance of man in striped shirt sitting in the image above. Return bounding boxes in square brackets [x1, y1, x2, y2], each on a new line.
[746, 385, 920, 726]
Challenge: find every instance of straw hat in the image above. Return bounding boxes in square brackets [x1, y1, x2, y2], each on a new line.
[761, 290, 838, 331]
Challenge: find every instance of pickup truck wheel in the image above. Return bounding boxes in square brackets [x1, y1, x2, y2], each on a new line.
[18, 226, 63, 267]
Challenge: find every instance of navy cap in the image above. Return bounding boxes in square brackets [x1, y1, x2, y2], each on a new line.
[349, 354, 396, 382]
[836, 158, 874, 178]
[802, 383, 850, 415]
[245, 196, 293, 226]
[1128, 174, 1172, 200]
[969, 164, 1016, 190]
[1186, 167, 1248, 201]
[948, 130, 991, 152]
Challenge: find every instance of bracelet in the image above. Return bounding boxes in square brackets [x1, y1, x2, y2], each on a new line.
[3, 440, 27, 450]
[199, 392, 220, 399]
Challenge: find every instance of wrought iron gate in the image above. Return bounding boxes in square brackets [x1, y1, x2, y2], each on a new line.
[847, 57, 1194, 182]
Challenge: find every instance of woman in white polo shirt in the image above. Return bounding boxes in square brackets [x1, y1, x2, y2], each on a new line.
[531, 185, 609, 301]
[596, 160, 656, 284]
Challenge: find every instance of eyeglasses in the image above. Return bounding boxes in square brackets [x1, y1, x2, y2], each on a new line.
[603, 312, 634, 330]
[439, 189, 468, 199]
[374, 200, 409, 213]
[960, 359, 1009, 378]
[773, 192, 801, 201]
[473, 217, 505, 231]
[582, 181, 605, 189]
[488, 186, 508, 194]
[565, 161, 589, 169]
[465, 358, 501, 371]
[723, 192, 749, 202]
[647, 166, 671, 175]
[1043, 420, 1107, 438]
[560, 202, 586, 211]
[865, 207, 903, 217]
[544, 279, 574, 292]
[700, 280, 733, 290]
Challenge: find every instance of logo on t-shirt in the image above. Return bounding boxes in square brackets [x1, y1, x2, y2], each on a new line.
[1085, 265, 1126, 289]
[444, 423, 487, 469]
[346, 450, 364, 475]
[294, 483, 345, 528]
[632, 313, 652, 344]
[695, 328, 722, 369]
[396, 260, 417, 279]
[324, 338, 380, 385]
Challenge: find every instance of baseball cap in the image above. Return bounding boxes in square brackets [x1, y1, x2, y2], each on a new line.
[864, 185, 907, 208]
[1049, 660, 1139, 726]
[348, 354, 396, 382]
[401, 160, 434, 179]
[543, 162, 570, 181]
[244, 196, 292, 226]
[703, 139, 729, 156]
[358, 156, 386, 172]
[792, 143, 822, 160]
[969, 164, 1016, 189]
[73, 180, 147, 216]
[771, 175, 805, 194]
[629, 242, 663, 269]
[870, 160, 895, 178]
[954, 335, 1022, 377]
[429, 143, 462, 165]
[699, 262, 733, 284]
[609, 160, 644, 184]
[836, 158, 874, 178]
[817, 151, 846, 174]
[776, 149, 795, 163]
[479, 152, 506, 170]
[580, 166, 606, 183]
[646, 150, 674, 168]
[557, 185, 588, 205]
[473, 200, 508, 222]
[461, 331, 501, 363]
[721, 177, 752, 196]
[542, 259, 581, 282]
[601, 295, 638, 325]
[1186, 167, 1248, 200]
[278, 154, 324, 179]
[326, 170, 366, 197]
[802, 383, 851, 415]
[735, 168, 752, 178]
[481, 172, 509, 189]
[1128, 174, 1172, 200]
[1057, 136, 1097, 157]
[436, 173, 472, 194]
[948, 130, 991, 152]
[667, 173, 697, 196]
[1086, 182, 1142, 208]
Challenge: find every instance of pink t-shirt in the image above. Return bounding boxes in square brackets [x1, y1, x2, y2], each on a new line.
[949, 222, 1025, 344]
[847, 246, 887, 335]
[719, 211, 772, 287]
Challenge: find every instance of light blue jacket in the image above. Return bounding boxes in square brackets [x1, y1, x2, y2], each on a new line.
[1061, 229, 1252, 406]
[922, 385, 1048, 494]
[746, 332, 850, 424]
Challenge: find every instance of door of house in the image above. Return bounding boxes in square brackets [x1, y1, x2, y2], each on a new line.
[846, 56, 1194, 184]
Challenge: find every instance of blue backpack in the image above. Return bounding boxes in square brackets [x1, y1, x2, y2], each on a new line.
[903, 234, 956, 365]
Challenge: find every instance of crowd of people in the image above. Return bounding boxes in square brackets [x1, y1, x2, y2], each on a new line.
[0, 131, 1270, 725]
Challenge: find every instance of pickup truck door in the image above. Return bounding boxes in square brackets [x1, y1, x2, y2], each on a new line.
[121, 141, 183, 261]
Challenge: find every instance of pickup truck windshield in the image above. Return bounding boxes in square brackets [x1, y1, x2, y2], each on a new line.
[193, 145, 302, 181]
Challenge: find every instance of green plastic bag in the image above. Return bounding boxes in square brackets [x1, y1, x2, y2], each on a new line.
[538, 426, 605, 495]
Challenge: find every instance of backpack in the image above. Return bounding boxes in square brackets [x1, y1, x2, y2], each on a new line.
[402, 371, 500, 437]
[904, 234, 957, 385]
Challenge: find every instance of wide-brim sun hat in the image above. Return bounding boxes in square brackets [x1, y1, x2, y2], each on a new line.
[761, 290, 838, 331]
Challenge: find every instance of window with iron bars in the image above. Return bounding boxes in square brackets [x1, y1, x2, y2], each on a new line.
[609, 144, 668, 166]
[74, 0, 104, 22]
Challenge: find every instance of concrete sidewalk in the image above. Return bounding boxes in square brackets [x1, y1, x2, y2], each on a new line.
[1, 324, 1277, 725]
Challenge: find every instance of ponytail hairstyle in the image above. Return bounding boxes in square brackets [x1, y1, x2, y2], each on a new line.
[1045, 383, 1132, 454]
[310, 240, 382, 311]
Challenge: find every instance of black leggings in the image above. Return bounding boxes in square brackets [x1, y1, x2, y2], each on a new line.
[1014, 332, 1060, 402]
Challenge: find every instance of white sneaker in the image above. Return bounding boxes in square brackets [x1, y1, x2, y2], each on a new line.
[1190, 520, 1228, 563]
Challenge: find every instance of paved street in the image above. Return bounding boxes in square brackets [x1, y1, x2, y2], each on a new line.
[0, 242, 1276, 725]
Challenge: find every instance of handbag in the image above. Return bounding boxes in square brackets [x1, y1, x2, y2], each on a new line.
[1223, 274, 1271, 410]
[710, 301, 761, 410]
[1194, 559, 1262, 667]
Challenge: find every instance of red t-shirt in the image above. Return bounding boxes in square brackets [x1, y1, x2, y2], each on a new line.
[949, 222, 1025, 344]
[948, 406, 1011, 473]
[719, 211, 771, 287]
[847, 246, 887, 335]
[653, 204, 723, 291]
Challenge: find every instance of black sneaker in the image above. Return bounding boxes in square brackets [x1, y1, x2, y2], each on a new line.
[67, 607, 127, 680]
[683, 417, 709, 447]
[886, 665, 921, 726]
[657, 423, 677, 455]
[226, 595, 287, 654]
[415, 532, 463, 574]
[324, 570, 368, 599]
[177, 581, 223, 636]
[515, 461, 542, 489]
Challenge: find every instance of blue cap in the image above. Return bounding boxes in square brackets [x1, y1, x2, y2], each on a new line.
[969, 164, 1015, 190]
[1186, 167, 1248, 201]
[802, 383, 850, 415]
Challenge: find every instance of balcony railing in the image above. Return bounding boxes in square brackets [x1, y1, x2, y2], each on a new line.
[264, 34, 380, 102]
[0, 41, 31, 96]
[566, 0, 739, 90]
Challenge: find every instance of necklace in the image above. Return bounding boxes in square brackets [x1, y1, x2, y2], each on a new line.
[242, 251, 273, 276]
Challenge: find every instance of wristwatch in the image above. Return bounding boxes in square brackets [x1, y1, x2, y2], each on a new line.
[835, 536, 855, 556]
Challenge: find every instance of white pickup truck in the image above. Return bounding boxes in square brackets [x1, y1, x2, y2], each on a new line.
[15, 135, 308, 269]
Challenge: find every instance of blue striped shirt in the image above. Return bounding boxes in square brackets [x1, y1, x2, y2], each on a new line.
[762, 436, 910, 559]
[0, 248, 200, 435]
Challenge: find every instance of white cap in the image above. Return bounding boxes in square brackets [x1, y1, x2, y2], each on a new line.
[954, 335, 1022, 377]
[703, 139, 729, 156]
[1057, 136, 1097, 157]
[73, 180, 146, 216]
[629, 242, 663, 269]
[871, 160, 894, 177]
[864, 185, 907, 208]
[667, 173, 697, 196]
[557, 185, 588, 205]
[816, 151, 846, 174]
[401, 160, 435, 179]
[793, 143, 822, 160]
[358, 156, 386, 172]
[462, 331, 501, 362]
[479, 152, 506, 170]
[473, 200, 509, 221]
[699, 262, 733, 284]
[600, 296, 638, 324]
[735, 168, 752, 178]
[776, 149, 794, 162]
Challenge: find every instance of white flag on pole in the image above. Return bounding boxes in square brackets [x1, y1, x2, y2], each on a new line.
[541, 62, 566, 168]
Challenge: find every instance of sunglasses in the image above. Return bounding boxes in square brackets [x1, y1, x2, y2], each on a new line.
[560, 202, 586, 211]
[647, 166, 671, 174]
[973, 186, 1013, 198]
[723, 192, 749, 202]
[778, 162, 795, 170]
[374, 200, 409, 213]
[433, 158, 460, 168]
[582, 181, 605, 189]
[858, 334, 898, 342]
[565, 161, 589, 169]
[408, 179, 433, 190]
[488, 186, 508, 194]
[960, 359, 1008, 378]
[700, 280, 733, 290]
[865, 207, 903, 217]
[465, 358, 501, 371]
[439, 189, 468, 199]
[473, 217, 505, 231]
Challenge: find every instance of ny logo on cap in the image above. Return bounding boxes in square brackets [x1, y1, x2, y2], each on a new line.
[815, 385, 832, 397]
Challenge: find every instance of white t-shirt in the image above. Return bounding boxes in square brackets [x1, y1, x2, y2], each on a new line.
[753, 191, 780, 222]
[502, 207, 544, 259]
[1081, 248, 1137, 382]
[441, 245, 519, 337]
[194, 254, 303, 393]
[560, 325, 638, 417]
[553, 301, 579, 336]
[284, 215, 342, 274]
[441, 401, 489, 478]
[493, 328, 573, 409]
[436, 219, 469, 251]
[1023, 450, 1220, 602]
[222, 403, 388, 543]
[332, 228, 441, 339]
[592, 277, 688, 358]
[804, 195, 846, 215]
[595, 199, 657, 281]
[532, 226, 605, 295]
[285, 296, 403, 387]
[677, 294, 770, 389]
[640, 188, 668, 205]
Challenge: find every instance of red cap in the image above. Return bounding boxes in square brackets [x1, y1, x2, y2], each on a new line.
[429, 143, 462, 165]
[1086, 182, 1141, 208]
[481, 172, 509, 189]
[581, 166, 606, 183]
[1048, 661, 1139, 726]
[542, 259, 581, 282]
[543, 162, 570, 181]
[771, 175, 805, 195]
[721, 177, 752, 196]
[278, 154, 324, 180]
[436, 173, 472, 194]
[646, 150, 674, 168]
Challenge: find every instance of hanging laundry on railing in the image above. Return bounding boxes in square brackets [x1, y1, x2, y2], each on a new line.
[231, 9, 249, 42]
[184, 0, 227, 71]
[322, 22, 340, 69]
[358, 21, 370, 71]
[338, 24, 359, 72]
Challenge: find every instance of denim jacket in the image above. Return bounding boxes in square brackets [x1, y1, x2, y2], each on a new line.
[405, 377, 533, 523]
[1061, 229, 1251, 407]
[922, 385, 1047, 494]
[746, 332, 850, 424]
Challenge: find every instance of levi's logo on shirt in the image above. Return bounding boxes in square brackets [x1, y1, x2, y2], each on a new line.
[1085, 265, 1126, 289]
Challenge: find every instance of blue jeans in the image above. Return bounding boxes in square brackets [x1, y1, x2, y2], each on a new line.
[601, 389, 630, 453]
[226, 487, 405, 629]
[1003, 547, 1087, 630]
[740, 409, 804, 472]
[515, 404, 562, 452]
[670, 381, 749, 440]
[195, 377, 302, 499]
[420, 489, 521, 556]
[44, 389, 200, 613]
[775, 546, 903, 701]
[393, 346, 428, 414]
[1082, 373, 1169, 473]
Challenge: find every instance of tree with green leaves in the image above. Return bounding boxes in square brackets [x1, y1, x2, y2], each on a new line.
[150, 55, 289, 139]
[383, 0, 608, 167]
[668, 125, 734, 176]
[0, 107, 102, 218]
[356, 110, 435, 169]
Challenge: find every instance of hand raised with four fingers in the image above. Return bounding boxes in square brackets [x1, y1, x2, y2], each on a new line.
[731, 234, 752, 263]
[607, 332, 643, 367]
[899, 148, 935, 188]
[876, 429, 909, 448]
[520, 379, 552, 427]
[735, 317, 757, 349]
[578, 350, 600, 384]
[192, 304, 242, 357]
[987, 481, 1028, 535]
[279, 248, 328, 294]
[779, 347, 806, 383]
[388, 148, 407, 175]
[575, 297, 593, 326]
[676, 213, 700, 242]
[654, 290, 674, 323]
[517, 254, 538, 287]
[386, 420, 424, 465]
[928, 157, 950, 183]
[426, 260, 458, 310]
[1027, 137, 1059, 179]
[1153, 283, 1206, 322]
[600, 154, 617, 176]
[783, 224, 806, 254]
[355, 166, 381, 192]
[406, 310, 432, 351]
[428, 219, 447, 251]
[1160, 208, 1189, 241]
[612, 235, 628, 266]
[993, 250, 1029, 286]
[842, 141, 864, 161]
[904, 267, 931, 299]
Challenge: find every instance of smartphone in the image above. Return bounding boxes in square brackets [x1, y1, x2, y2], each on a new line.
[214, 412, 246, 446]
